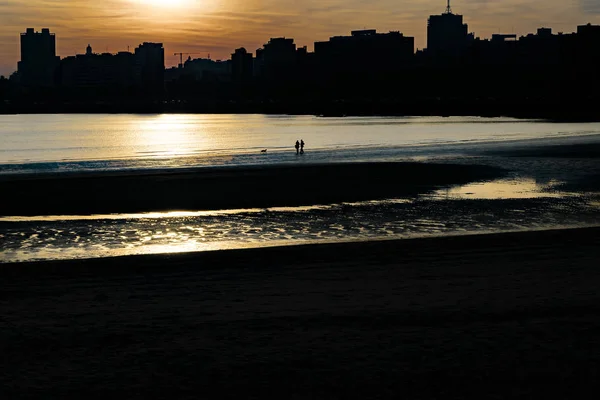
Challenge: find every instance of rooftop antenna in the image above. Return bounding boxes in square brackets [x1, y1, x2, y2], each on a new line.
[445, 0, 452, 14]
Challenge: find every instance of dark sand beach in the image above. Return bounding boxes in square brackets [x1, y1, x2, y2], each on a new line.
[2, 227, 600, 399]
[0, 162, 504, 216]
[2, 143, 600, 398]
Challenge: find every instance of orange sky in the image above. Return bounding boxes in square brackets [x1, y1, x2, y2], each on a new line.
[1, 0, 599, 75]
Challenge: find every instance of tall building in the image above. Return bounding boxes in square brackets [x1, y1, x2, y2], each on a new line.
[255, 38, 297, 79]
[231, 48, 254, 82]
[262, 38, 296, 65]
[254, 48, 265, 77]
[427, 1, 470, 63]
[18, 28, 60, 86]
[576, 23, 600, 59]
[134, 42, 165, 93]
[573, 23, 600, 75]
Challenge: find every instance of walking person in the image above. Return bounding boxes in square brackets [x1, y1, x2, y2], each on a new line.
[300, 139, 305, 154]
[295, 140, 300, 155]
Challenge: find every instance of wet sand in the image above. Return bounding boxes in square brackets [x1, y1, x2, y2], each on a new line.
[0, 162, 504, 216]
[482, 142, 600, 192]
[2, 227, 600, 398]
[485, 141, 600, 159]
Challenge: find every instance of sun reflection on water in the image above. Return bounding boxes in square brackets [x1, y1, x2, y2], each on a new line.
[430, 178, 570, 200]
[133, 114, 198, 157]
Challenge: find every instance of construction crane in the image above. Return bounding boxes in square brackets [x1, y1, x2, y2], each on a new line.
[173, 52, 211, 68]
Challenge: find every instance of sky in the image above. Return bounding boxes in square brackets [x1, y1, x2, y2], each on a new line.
[0, 0, 599, 75]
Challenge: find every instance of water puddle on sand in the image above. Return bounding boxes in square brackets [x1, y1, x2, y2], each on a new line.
[429, 178, 570, 200]
[1, 178, 598, 263]
[0, 200, 412, 223]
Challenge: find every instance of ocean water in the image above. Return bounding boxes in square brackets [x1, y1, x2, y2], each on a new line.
[1, 114, 600, 262]
[1, 114, 600, 174]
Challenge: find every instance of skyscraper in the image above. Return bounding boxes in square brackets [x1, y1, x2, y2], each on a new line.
[134, 42, 165, 93]
[231, 48, 254, 82]
[18, 28, 60, 86]
[427, 1, 470, 63]
[256, 38, 297, 79]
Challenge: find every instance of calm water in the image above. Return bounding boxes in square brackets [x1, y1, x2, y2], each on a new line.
[1, 114, 600, 262]
[2, 114, 600, 174]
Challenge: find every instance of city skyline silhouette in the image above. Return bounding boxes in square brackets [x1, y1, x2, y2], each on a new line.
[3, 4, 600, 399]
[2, 0, 600, 121]
[1, 0, 599, 75]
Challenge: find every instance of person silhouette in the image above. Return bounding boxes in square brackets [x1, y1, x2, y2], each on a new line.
[300, 139, 305, 154]
[295, 140, 300, 155]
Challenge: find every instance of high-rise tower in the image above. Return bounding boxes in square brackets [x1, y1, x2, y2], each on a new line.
[427, 1, 470, 63]
[18, 28, 60, 86]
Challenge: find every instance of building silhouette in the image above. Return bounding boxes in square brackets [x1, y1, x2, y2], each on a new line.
[182, 57, 231, 82]
[5, 4, 600, 120]
[165, 56, 231, 83]
[231, 48, 253, 82]
[255, 38, 297, 79]
[427, 1, 471, 63]
[61, 45, 138, 90]
[135, 42, 165, 93]
[517, 28, 567, 68]
[315, 29, 414, 69]
[18, 28, 60, 86]
[572, 24, 600, 93]
[575, 23, 600, 65]
[60, 42, 169, 96]
[312, 29, 414, 98]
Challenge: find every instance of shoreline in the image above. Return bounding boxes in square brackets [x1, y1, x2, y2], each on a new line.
[2, 99, 600, 122]
[1, 111, 599, 123]
[2, 227, 600, 398]
[0, 161, 505, 216]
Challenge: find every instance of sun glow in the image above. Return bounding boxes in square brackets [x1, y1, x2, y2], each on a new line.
[138, 0, 189, 7]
